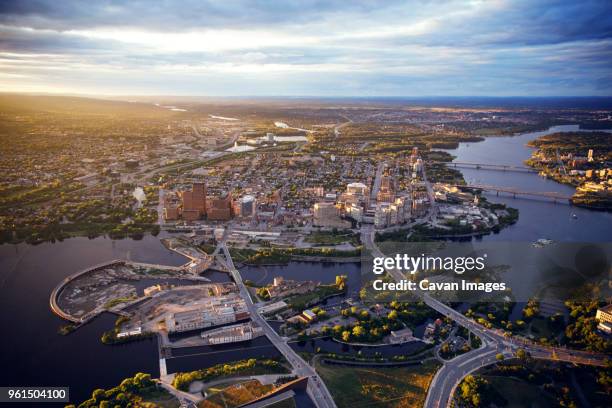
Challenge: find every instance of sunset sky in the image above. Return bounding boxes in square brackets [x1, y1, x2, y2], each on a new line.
[1, 0, 611, 96]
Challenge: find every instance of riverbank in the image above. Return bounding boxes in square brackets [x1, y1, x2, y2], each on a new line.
[206, 244, 362, 266]
[436, 124, 612, 243]
[524, 130, 611, 211]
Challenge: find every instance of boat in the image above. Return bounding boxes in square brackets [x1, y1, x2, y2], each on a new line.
[532, 238, 554, 248]
[571, 213, 578, 219]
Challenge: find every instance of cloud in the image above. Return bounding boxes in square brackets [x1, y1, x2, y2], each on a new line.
[0, 0, 611, 95]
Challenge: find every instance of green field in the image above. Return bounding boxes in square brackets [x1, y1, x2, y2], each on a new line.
[200, 380, 275, 408]
[305, 231, 360, 246]
[315, 360, 440, 408]
[482, 376, 556, 408]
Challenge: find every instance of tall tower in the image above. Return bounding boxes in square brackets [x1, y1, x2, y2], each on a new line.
[192, 182, 207, 216]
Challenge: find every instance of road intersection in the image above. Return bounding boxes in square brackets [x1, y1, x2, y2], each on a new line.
[361, 224, 608, 408]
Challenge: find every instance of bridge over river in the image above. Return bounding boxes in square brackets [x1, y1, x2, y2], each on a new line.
[451, 183, 573, 202]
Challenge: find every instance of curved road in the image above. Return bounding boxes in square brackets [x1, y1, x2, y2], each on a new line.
[361, 224, 608, 408]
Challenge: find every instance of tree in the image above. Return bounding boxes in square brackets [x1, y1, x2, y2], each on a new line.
[495, 353, 505, 361]
[92, 389, 105, 402]
[388, 310, 398, 320]
[335, 275, 347, 291]
[352, 325, 366, 338]
[459, 374, 488, 407]
[440, 343, 450, 355]
[516, 348, 527, 360]
[342, 331, 351, 342]
[359, 287, 368, 300]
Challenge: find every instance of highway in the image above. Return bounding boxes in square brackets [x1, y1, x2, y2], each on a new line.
[219, 242, 337, 408]
[361, 224, 608, 408]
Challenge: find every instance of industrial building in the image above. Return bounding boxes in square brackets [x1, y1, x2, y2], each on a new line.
[200, 322, 263, 345]
[166, 295, 248, 333]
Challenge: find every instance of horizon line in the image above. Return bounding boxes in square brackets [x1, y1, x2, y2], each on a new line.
[2, 91, 612, 99]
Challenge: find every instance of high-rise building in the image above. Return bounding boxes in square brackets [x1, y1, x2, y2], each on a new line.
[181, 182, 207, 220]
[346, 182, 368, 196]
[346, 203, 364, 222]
[207, 194, 232, 221]
[413, 158, 423, 173]
[239, 195, 256, 218]
[313, 202, 350, 228]
[163, 192, 182, 221]
[163, 204, 180, 221]
[374, 203, 390, 228]
[377, 173, 396, 203]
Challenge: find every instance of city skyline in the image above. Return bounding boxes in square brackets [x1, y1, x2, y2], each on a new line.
[1, 0, 612, 96]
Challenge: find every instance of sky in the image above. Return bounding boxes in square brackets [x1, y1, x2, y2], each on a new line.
[0, 0, 611, 97]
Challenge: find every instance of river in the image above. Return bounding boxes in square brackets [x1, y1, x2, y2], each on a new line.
[441, 125, 612, 242]
[433, 125, 612, 304]
[0, 125, 610, 406]
[0, 235, 188, 406]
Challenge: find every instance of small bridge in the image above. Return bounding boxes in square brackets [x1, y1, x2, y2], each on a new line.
[452, 184, 572, 202]
[434, 161, 538, 173]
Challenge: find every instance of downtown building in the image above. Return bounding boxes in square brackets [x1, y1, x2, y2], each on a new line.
[181, 182, 207, 221]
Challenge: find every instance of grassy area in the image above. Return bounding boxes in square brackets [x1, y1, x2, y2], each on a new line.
[68, 372, 178, 408]
[140, 388, 182, 408]
[213, 246, 361, 265]
[315, 360, 441, 408]
[483, 376, 556, 407]
[528, 316, 556, 339]
[264, 398, 296, 408]
[459, 359, 612, 408]
[286, 284, 344, 310]
[199, 380, 275, 408]
[305, 231, 360, 246]
[104, 296, 137, 309]
[172, 359, 289, 391]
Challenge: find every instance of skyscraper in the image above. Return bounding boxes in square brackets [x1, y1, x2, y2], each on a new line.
[181, 182, 207, 220]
